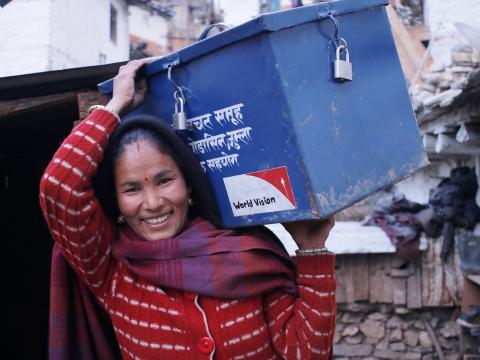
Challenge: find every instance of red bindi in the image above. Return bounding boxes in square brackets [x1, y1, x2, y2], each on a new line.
[144, 177, 149, 182]
[136, 142, 141, 152]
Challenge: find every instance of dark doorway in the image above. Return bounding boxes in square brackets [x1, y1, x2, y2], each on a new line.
[0, 100, 77, 359]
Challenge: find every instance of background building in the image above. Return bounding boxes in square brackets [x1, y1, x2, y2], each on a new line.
[0, 0, 130, 77]
[0, 0, 222, 76]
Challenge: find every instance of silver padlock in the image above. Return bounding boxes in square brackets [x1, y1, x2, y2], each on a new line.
[334, 45, 352, 82]
[172, 96, 188, 130]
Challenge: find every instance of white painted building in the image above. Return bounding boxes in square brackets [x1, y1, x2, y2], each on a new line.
[0, 0, 130, 77]
[216, 0, 258, 26]
[216, 0, 317, 26]
[129, 5, 170, 54]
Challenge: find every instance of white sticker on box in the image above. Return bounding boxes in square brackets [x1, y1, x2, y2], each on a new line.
[223, 166, 296, 216]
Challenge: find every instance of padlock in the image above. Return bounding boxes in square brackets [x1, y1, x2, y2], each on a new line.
[334, 45, 352, 82]
[172, 96, 188, 130]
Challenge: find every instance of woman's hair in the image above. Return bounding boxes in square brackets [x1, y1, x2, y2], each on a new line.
[93, 115, 221, 227]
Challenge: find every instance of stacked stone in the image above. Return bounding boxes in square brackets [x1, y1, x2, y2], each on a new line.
[333, 304, 460, 359]
[394, 0, 424, 27]
[411, 45, 480, 112]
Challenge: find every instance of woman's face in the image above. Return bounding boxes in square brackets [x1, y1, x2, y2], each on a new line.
[114, 139, 190, 241]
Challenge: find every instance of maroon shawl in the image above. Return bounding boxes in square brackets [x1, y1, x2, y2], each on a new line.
[113, 217, 296, 298]
[49, 218, 296, 359]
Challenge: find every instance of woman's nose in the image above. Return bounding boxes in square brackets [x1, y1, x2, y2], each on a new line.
[143, 189, 164, 210]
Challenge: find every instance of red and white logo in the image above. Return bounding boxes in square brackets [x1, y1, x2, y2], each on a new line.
[223, 166, 296, 217]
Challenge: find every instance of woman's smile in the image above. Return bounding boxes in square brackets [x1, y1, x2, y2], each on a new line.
[142, 212, 173, 225]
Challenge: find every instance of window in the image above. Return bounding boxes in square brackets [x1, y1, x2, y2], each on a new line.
[99, 52, 107, 64]
[110, 4, 118, 44]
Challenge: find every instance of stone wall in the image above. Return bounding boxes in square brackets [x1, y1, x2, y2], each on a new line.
[333, 303, 460, 359]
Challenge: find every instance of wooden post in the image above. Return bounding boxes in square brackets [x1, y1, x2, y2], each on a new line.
[0, 92, 76, 118]
[407, 258, 422, 308]
[369, 254, 393, 303]
[386, 5, 431, 84]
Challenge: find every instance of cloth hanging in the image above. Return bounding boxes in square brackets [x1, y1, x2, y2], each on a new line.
[367, 194, 428, 260]
[429, 166, 479, 260]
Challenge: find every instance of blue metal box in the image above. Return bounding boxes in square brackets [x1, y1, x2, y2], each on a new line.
[99, 0, 428, 227]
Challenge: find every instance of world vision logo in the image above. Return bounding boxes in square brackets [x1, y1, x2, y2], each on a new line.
[223, 166, 296, 217]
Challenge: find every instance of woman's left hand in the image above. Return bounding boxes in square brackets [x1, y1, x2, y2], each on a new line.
[283, 216, 335, 250]
[106, 58, 151, 117]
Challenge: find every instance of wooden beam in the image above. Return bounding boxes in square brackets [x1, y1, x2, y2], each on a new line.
[418, 98, 480, 129]
[432, 125, 457, 135]
[408, 25, 431, 43]
[386, 5, 431, 84]
[0, 92, 76, 118]
[423, 133, 436, 153]
[435, 133, 480, 155]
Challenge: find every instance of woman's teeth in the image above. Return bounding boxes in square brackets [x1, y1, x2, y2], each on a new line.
[143, 213, 172, 225]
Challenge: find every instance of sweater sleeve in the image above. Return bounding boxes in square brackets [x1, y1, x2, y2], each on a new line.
[263, 254, 336, 360]
[39, 109, 120, 299]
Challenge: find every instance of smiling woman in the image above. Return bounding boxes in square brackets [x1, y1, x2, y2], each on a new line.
[113, 132, 191, 241]
[39, 59, 337, 360]
[115, 140, 190, 240]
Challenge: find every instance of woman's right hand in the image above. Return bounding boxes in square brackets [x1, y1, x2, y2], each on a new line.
[106, 58, 151, 117]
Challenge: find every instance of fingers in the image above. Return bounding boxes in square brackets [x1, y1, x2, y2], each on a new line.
[283, 216, 335, 249]
[126, 58, 151, 72]
[117, 58, 150, 78]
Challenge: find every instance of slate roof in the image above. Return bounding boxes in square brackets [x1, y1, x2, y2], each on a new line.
[127, 0, 175, 17]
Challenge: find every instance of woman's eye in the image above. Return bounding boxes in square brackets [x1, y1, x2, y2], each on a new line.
[125, 187, 139, 193]
[158, 178, 173, 185]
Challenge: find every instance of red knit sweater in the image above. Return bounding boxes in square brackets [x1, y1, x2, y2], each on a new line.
[39, 110, 336, 360]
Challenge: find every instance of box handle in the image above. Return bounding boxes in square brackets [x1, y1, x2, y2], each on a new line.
[198, 23, 232, 41]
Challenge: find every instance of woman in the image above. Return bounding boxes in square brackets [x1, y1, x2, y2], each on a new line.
[40, 59, 336, 360]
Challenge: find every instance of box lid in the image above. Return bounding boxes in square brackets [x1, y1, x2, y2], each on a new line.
[98, 0, 388, 94]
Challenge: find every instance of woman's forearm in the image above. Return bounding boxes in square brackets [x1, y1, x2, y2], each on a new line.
[39, 110, 119, 295]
